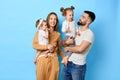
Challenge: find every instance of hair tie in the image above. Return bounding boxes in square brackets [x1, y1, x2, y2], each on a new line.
[37, 18, 43, 28]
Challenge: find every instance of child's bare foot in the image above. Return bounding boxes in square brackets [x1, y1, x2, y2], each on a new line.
[61, 59, 65, 64]
[62, 56, 69, 66]
[34, 58, 37, 64]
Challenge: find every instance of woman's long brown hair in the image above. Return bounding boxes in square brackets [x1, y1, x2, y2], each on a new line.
[46, 12, 59, 31]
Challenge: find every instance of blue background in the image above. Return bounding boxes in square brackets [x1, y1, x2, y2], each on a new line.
[0, 0, 120, 80]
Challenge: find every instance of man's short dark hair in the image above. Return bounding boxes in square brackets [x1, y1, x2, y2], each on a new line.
[84, 10, 96, 22]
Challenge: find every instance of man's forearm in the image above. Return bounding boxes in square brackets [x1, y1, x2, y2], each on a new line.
[61, 41, 68, 47]
[66, 41, 91, 53]
[68, 46, 84, 53]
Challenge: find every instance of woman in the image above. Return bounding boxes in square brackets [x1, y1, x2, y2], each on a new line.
[33, 12, 64, 80]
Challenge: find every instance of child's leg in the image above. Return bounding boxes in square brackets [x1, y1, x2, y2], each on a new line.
[62, 36, 75, 65]
[65, 37, 75, 56]
[61, 55, 69, 66]
[64, 36, 75, 56]
[34, 51, 41, 64]
[42, 50, 49, 57]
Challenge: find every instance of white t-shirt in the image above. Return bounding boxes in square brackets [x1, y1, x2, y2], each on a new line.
[69, 29, 94, 65]
[62, 20, 76, 37]
[38, 30, 49, 45]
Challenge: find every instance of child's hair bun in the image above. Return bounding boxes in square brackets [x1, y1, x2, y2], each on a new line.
[71, 6, 75, 10]
[60, 7, 64, 12]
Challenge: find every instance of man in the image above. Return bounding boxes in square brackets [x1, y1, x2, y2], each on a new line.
[62, 11, 96, 80]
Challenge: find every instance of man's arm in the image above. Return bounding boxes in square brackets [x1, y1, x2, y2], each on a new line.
[65, 40, 91, 53]
[62, 37, 74, 47]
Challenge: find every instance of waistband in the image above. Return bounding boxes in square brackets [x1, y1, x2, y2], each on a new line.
[38, 53, 56, 59]
[68, 61, 86, 67]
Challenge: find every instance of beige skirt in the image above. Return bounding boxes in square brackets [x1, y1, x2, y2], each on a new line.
[36, 53, 60, 80]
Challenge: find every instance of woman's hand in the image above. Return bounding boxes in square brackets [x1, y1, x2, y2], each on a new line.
[47, 44, 54, 50]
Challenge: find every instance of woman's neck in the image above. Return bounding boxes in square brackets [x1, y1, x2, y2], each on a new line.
[49, 27, 54, 33]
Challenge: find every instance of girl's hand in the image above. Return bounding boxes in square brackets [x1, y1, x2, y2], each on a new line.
[76, 32, 80, 36]
[65, 26, 70, 33]
[45, 28, 49, 31]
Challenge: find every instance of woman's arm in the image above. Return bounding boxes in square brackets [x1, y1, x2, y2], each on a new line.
[32, 32, 48, 50]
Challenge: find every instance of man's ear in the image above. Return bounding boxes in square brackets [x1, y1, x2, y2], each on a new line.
[87, 18, 91, 24]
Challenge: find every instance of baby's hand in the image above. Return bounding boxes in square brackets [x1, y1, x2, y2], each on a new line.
[45, 28, 49, 31]
[76, 32, 80, 36]
[65, 26, 70, 33]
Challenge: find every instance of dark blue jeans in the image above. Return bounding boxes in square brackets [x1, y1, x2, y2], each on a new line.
[62, 61, 86, 80]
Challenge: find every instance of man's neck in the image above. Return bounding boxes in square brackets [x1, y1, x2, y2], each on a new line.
[80, 25, 89, 31]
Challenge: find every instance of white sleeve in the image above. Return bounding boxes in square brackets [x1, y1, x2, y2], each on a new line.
[62, 21, 67, 32]
[70, 21, 76, 37]
[83, 31, 94, 43]
[39, 30, 44, 37]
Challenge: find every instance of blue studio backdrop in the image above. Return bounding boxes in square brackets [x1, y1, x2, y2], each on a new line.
[0, 0, 120, 80]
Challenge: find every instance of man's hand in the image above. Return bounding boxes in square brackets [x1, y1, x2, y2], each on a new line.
[65, 37, 74, 45]
[64, 47, 70, 52]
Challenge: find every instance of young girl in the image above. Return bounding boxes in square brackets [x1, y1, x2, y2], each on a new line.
[34, 18, 51, 64]
[60, 6, 77, 64]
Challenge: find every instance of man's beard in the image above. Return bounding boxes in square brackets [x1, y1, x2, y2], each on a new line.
[77, 21, 82, 25]
[77, 21, 85, 26]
